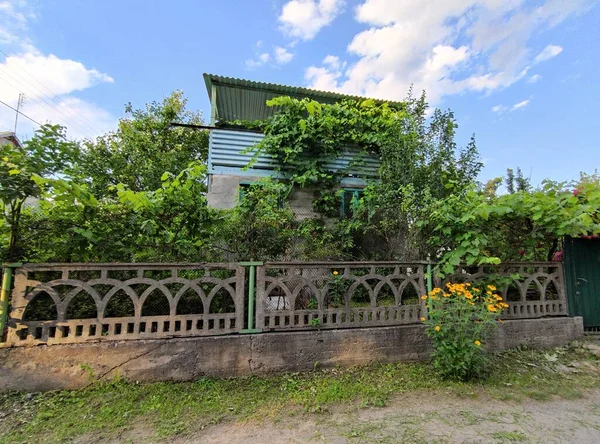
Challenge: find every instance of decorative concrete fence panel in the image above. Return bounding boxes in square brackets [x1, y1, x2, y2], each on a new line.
[5, 263, 246, 345]
[255, 262, 428, 331]
[440, 262, 567, 320]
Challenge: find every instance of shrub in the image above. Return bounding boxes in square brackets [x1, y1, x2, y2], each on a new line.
[422, 283, 508, 381]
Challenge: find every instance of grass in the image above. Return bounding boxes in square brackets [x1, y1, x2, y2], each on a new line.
[0, 341, 598, 443]
[491, 431, 528, 442]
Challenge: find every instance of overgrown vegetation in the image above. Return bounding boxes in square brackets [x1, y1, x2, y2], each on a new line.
[1, 89, 599, 266]
[423, 283, 509, 380]
[1, 342, 598, 442]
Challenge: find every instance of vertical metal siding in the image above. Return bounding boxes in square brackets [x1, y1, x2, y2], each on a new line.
[564, 237, 600, 328]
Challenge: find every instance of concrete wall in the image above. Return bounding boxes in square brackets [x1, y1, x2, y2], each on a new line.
[207, 174, 319, 219]
[0, 317, 583, 392]
[207, 174, 258, 209]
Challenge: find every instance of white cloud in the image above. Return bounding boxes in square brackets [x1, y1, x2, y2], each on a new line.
[511, 99, 530, 111]
[274, 46, 294, 64]
[303, 0, 588, 105]
[527, 74, 542, 83]
[534, 44, 563, 63]
[246, 44, 295, 69]
[279, 0, 346, 40]
[491, 98, 531, 115]
[0, 1, 116, 140]
[323, 55, 342, 69]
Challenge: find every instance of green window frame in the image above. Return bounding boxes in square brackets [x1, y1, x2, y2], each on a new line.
[340, 188, 363, 219]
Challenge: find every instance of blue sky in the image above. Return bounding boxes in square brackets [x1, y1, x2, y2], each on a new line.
[0, 0, 598, 184]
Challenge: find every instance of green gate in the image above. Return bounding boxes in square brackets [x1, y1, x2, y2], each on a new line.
[564, 236, 600, 330]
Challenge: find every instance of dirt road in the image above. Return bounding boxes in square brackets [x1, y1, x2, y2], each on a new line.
[193, 390, 600, 443]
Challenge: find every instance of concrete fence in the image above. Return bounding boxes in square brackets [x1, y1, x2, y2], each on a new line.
[0, 260, 581, 392]
[3, 261, 568, 346]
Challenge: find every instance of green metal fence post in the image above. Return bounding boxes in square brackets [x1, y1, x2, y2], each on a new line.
[240, 261, 263, 334]
[1, 263, 22, 342]
[426, 261, 433, 295]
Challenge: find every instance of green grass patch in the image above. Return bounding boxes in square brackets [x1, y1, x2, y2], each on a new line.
[491, 430, 528, 442]
[1, 341, 598, 443]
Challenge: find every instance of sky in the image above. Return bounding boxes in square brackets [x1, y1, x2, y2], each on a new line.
[0, 0, 598, 184]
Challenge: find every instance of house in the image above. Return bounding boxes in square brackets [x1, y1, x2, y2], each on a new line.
[0, 131, 23, 150]
[202, 74, 391, 218]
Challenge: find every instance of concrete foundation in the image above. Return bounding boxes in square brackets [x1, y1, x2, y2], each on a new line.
[0, 317, 583, 392]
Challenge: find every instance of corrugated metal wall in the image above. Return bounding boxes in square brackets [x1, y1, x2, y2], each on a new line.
[208, 129, 380, 180]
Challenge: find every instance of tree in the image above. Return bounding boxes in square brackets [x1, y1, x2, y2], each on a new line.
[0, 124, 79, 261]
[356, 93, 483, 260]
[422, 172, 600, 274]
[79, 91, 208, 197]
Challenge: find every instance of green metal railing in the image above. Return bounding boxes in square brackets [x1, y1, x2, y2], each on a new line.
[239, 261, 263, 334]
[0, 263, 21, 342]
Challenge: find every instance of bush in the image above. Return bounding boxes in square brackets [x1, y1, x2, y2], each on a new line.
[422, 283, 508, 381]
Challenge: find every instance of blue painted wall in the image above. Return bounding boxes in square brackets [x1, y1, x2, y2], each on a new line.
[208, 129, 380, 184]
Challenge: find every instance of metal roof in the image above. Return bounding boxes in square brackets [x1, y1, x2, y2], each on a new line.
[0, 131, 23, 149]
[203, 73, 403, 123]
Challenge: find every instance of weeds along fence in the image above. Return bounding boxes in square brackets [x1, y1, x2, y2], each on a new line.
[3, 261, 567, 346]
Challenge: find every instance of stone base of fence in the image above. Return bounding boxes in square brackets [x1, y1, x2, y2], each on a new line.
[0, 317, 584, 392]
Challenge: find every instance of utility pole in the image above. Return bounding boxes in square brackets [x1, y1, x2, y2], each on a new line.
[14, 93, 25, 133]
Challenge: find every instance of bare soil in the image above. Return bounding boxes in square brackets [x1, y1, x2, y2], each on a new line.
[114, 389, 600, 444]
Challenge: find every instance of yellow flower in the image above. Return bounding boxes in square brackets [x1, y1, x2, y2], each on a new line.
[465, 283, 471, 287]
[487, 285, 496, 291]
[487, 304, 497, 312]
[474, 340, 481, 346]
[332, 270, 339, 276]
[443, 292, 451, 297]
[420, 317, 426, 322]
[435, 325, 441, 332]
[473, 287, 480, 292]
[421, 295, 428, 300]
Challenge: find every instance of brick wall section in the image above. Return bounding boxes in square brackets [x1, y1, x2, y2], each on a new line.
[0, 317, 584, 392]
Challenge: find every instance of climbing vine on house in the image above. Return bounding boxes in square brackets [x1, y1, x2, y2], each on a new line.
[243, 91, 483, 259]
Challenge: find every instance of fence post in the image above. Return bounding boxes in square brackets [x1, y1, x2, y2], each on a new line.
[240, 261, 263, 334]
[424, 260, 433, 320]
[1, 263, 22, 342]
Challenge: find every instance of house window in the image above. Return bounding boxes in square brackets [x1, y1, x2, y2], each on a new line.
[340, 189, 363, 219]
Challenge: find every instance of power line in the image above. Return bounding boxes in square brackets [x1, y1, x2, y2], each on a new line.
[0, 98, 42, 126]
[0, 67, 98, 138]
[0, 47, 107, 137]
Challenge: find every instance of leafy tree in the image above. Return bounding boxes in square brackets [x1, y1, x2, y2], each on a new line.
[218, 180, 295, 261]
[114, 161, 216, 261]
[79, 91, 208, 196]
[356, 93, 482, 260]
[0, 124, 80, 261]
[505, 167, 531, 194]
[246, 92, 482, 260]
[422, 172, 600, 274]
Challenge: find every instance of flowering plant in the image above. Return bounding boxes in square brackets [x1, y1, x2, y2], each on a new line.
[422, 282, 508, 380]
[327, 270, 347, 307]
